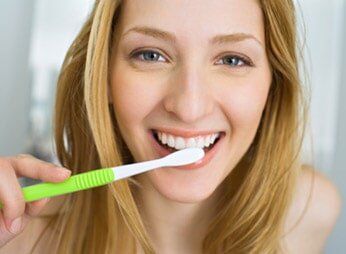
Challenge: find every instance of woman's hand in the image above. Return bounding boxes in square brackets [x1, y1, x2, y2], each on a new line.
[0, 154, 70, 248]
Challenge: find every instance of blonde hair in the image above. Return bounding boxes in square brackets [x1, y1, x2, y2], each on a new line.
[31, 0, 311, 253]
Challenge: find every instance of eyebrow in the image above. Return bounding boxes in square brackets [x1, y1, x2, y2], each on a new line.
[122, 26, 263, 48]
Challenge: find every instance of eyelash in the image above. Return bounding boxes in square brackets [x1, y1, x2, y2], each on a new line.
[130, 49, 254, 68]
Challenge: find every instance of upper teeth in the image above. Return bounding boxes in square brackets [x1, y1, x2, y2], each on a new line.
[155, 131, 221, 150]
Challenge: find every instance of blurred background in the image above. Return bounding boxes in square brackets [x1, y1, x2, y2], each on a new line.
[0, 0, 345, 251]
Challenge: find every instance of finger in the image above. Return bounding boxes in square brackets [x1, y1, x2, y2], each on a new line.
[7, 154, 71, 183]
[0, 212, 24, 246]
[24, 198, 51, 218]
[0, 198, 51, 245]
[0, 161, 26, 224]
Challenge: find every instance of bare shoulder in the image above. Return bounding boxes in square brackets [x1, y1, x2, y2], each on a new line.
[282, 165, 342, 253]
[0, 196, 66, 254]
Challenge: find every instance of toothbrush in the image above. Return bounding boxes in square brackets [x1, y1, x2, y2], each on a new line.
[0, 148, 204, 209]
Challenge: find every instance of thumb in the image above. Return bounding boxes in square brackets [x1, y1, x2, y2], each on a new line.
[0, 211, 24, 247]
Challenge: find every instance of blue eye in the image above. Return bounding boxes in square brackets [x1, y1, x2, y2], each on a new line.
[130, 50, 253, 68]
[131, 50, 166, 62]
[216, 55, 252, 67]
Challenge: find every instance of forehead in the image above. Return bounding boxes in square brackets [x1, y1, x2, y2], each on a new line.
[118, 0, 265, 45]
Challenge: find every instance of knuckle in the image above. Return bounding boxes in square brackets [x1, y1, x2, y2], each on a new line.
[0, 156, 5, 165]
[43, 161, 59, 169]
[2, 195, 25, 217]
[34, 169, 45, 179]
[6, 154, 33, 166]
[0, 160, 11, 172]
[15, 153, 33, 160]
[0, 161, 15, 180]
[0, 232, 13, 246]
[0, 218, 22, 239]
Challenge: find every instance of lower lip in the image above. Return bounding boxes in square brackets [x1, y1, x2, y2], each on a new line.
[148, 130, 225, 170]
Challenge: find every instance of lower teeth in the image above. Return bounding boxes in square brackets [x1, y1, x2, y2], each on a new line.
[164, 145, 210, 152]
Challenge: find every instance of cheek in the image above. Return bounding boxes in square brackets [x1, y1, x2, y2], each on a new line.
[215, 81, 270, 178]
[110, 66, 165, 160]
[111, 67, 161, 127]
[220, 82, 269, 138]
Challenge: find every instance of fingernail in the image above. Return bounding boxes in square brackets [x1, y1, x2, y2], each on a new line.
[59, 168, 71, 176]
[9, 217, 22, 234]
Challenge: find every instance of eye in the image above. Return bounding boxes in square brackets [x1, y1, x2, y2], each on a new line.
[215, 54, 253, 68]
[131, 50, 167, 63]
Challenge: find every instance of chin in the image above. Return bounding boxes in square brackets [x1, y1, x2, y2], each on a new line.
[145, 170, 220, 203]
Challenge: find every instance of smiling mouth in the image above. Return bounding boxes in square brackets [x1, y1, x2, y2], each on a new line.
[151, 130, 224, 154]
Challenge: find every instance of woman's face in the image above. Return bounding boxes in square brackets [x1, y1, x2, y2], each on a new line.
[110, 0, 271, 203]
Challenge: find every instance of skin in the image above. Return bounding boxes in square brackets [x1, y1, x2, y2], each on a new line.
[109, 0, 271, 252]
[0, 1, 341, 253]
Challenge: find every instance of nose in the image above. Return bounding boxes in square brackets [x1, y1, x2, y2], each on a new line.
[163, 64, 214, 123]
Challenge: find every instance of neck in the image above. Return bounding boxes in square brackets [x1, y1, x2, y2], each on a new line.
[133, 175, 222, 253]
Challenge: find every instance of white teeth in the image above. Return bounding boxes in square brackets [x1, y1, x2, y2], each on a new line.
[155, 130, 221, 150]
[209, 135, 214, 145]
[196, 136, 205, 148]
[161, 133, 167, 144]
[186, 138, 196, 148]
[167, 135, 175, 147]
[205, 135, 211, 147]
[174, 137, 185, 149]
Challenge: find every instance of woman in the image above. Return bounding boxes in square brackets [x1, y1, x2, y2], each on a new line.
[0, 0, 341, 253]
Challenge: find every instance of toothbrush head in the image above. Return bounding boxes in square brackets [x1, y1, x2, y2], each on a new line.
[162, 147, 205, 166]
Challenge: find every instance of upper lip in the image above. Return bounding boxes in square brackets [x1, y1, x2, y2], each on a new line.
[151, 127, 224, 138]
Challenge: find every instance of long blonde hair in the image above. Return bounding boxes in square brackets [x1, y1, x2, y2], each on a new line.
[31, 0, 310, 253]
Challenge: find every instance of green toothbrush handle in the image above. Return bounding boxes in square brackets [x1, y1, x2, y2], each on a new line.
[0, 168, 114, 209]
